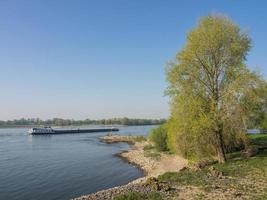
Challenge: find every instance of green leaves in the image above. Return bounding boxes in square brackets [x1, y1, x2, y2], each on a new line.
[149, 125, 168, 152]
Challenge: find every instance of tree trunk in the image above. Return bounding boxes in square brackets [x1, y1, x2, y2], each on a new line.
[216, 130, 226, 163]
[212, 67, 226, 163]
[217, 143, 226, 163]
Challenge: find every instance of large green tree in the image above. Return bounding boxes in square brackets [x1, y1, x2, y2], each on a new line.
[166, 15, 266, 163]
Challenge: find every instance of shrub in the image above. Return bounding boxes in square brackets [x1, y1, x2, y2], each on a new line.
[149, 125, 168, 151]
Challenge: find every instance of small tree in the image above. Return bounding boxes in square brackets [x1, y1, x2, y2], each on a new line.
[245, 82, 267, 129]
[166, 14, 266, 163]
[149, 125, 168, 152]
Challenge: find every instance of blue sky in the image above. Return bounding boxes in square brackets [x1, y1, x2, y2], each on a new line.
[0, 0, 266, 120]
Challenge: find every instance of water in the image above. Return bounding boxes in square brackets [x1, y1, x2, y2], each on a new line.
[0, 125, 156, 200]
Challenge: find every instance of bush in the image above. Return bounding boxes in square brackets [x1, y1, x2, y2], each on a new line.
[149, 125, 168, 151]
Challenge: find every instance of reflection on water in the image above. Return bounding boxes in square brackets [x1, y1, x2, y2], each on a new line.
[0, 125, 156, 200]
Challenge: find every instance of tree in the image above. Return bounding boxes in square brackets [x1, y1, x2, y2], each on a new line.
[149, 124, 168, 151]
[166, 14, 266, 163]
[244, 82, 267, 129]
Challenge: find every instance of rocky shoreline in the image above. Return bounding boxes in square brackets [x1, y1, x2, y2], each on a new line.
[74, 179, 175, 200]
[74, 135, 187, 200]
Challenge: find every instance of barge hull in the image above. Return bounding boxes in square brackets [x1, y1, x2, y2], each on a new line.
[32, 128, 119, 135]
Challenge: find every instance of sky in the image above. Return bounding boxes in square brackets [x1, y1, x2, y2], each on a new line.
[0, 0, 266, 120]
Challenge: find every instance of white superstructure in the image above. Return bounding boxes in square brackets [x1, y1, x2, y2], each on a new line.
[28, 127, 55, 134]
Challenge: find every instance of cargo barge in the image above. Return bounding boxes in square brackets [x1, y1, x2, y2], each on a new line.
[29, 127, 119, 135]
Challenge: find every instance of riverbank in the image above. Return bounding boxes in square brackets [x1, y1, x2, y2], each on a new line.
[74, 135, 187, 200]
[101, 135, 187, 181]
[75, 134, 267, 200]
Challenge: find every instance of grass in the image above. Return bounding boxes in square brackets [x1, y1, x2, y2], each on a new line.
[248, 134, 267, 145]
[248, 134, 267, 141]
[216, 150, 267, 177]
[158, 169, 209, 187]
[114, 192, 163, 200]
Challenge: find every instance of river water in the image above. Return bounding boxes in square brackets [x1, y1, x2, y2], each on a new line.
[0, 125, 156, 200]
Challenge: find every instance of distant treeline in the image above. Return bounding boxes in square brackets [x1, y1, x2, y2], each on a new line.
[0, 118, 166, 127]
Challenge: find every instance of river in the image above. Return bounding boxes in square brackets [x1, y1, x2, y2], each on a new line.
[0, 125, 156, 200]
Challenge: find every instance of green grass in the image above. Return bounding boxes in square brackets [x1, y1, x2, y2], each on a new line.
[248, 134, 267, 145]
[248, 134, 267, 140]
[216, 150, 267, 177]
[158, 169, 209, 187]
[114, 192, 163, 200]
